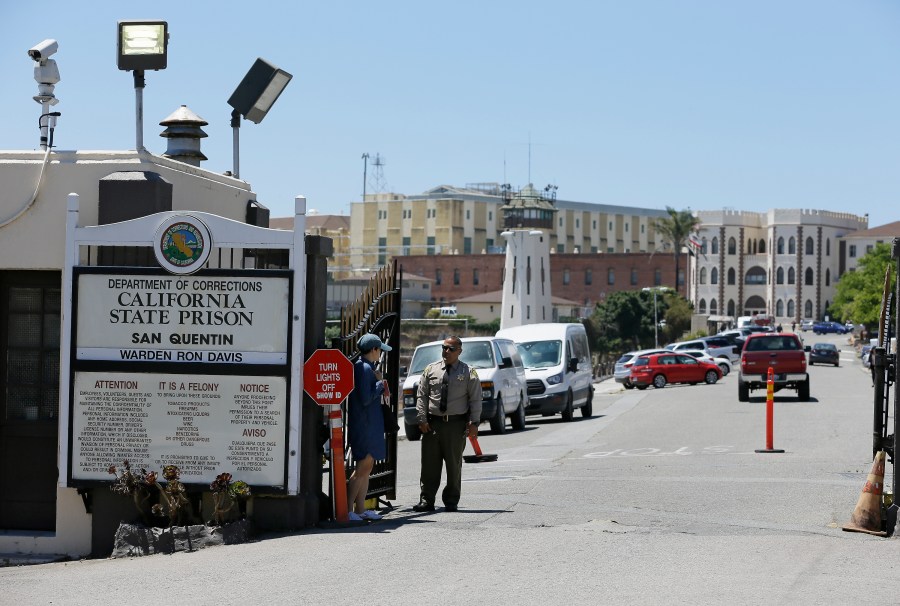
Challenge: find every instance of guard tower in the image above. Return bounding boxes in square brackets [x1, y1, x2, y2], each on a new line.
[499, 184, 558, 329]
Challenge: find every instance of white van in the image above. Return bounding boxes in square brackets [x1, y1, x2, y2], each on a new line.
[400, 337, 528, 441]
[495, 323, 594, 420]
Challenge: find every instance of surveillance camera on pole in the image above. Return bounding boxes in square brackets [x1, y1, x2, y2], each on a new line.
[28, 39, 61, 151]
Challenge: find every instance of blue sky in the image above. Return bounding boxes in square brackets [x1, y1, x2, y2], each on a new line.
[2, 1, 899, 227]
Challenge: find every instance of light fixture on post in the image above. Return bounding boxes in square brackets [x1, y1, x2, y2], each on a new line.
[117, 20, 168, 151]
[227, 58, 293, 179]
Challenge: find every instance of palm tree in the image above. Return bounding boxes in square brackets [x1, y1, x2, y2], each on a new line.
[653, 207, 701, 297]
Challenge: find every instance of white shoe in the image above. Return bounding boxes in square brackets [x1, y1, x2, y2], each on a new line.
[347, 512, 364, 521]
[361, 510, 382, 520]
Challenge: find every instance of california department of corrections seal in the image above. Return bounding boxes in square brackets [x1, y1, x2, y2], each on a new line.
[153, 215, 212, 275]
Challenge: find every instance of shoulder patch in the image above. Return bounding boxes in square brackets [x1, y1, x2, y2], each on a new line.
[470, 368, 478, 378]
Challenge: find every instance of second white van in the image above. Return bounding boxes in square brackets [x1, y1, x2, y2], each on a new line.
[495, 323, 594, 420]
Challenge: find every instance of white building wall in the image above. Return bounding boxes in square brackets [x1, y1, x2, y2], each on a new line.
[500, 230, 552, 329]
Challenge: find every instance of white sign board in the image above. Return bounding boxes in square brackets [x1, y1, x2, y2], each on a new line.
[75, 273, 290, 364]
[71, 371, 287, 487]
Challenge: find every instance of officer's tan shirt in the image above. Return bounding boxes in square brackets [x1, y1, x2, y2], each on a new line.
[416, 360, 482, 424]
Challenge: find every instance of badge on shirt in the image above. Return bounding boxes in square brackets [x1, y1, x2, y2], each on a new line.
[457, 375, 464, 381]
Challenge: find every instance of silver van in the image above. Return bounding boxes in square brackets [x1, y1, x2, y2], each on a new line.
[495, 323, 594, 420]
[401, 337, 528, 441]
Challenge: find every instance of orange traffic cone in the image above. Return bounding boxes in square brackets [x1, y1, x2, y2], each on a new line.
[842, 450, 888, 537]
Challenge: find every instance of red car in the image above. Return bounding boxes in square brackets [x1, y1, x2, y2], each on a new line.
[630, 352, 723, 389]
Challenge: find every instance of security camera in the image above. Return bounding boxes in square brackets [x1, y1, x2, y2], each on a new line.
[27, 39, 58, 62]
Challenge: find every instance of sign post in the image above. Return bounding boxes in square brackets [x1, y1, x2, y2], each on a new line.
[303, 349, 355, 522]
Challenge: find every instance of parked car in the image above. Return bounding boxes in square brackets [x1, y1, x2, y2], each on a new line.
[614, 348, 670, 388]
[401, 337, 528, 441]
[800, 320, 815, 332]
[629, 352, 722, 389]
[812, 321, 851, 335]
[496, 323, 595, 420]
[738, 333, 810, 401]
[678, 349, 733, 376]
[668, 336, 739, 362]
[808, 342, 840, 366]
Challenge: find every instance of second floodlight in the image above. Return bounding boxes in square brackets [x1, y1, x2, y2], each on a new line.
[227, 58, 292, 124]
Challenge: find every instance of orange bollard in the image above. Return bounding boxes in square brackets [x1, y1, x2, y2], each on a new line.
[756, 367, 784, 454]
[328, 404, 350, 521]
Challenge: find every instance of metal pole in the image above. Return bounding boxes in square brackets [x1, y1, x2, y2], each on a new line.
[654, 290, 658, 348]
[362, 153, 369, 201]
[231, 109, 241, 179]
[133, 70, 145, 151]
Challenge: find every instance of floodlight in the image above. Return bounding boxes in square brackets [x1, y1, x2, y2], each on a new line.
[228, 58, 292, 124]
[117, 21, 168, 71]
[226, 58, 292, 178]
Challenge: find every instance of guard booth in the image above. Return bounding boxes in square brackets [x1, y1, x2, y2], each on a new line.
[57, 193, 332, 555]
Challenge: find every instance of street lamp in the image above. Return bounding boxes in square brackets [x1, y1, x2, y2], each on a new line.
[117, 20, 169, 151]
[642, 286, 671, 348]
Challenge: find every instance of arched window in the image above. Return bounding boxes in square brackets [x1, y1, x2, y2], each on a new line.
[727, 299, 736, 316]
[826, 268, 830, 286]
[777, 237, 785, 254]
[700, 238, 708, 255]
[776, 299, 784, 316]
[727, 268, 736, 285]
[776, 267, 785, 284]
[711, 237, 719, 254]
[788, 267, 796, 285]
[826, 239, 831, 256]
[728, 237, 737, 255]
[787, 299, 795, 317]
[759, 239, 766, 254]
[788, 237, 796, 254]
[744, 266, 766, 285]
[711, 267, 718, 284]
[805, 267, 814, 285]
[804, 300, 813, 318]
[699, 267, 707, 284]
[710, 298, 718, 314]
[698, 298, 707, 314]
[805, 237, 814, 255]
[748, 239, 754, 254]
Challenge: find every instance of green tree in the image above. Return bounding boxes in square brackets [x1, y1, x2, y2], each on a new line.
[830, 242, 893, 330]
[588, 291, 654, 355]
[653, 207, 701, 297]
[660, 290, 694, 343]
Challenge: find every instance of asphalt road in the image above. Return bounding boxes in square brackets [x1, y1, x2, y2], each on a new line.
[3, 332, 899, 605]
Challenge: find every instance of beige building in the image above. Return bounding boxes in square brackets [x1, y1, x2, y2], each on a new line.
[688, 209, 869, 326]
[455, 290, 581, 324]
[271, 212, 352, 279]
[839, 220, 900, 273]
[348, 184, 669, 274]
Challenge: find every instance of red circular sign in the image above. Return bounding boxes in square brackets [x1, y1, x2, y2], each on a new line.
[303, 349, 355, 406]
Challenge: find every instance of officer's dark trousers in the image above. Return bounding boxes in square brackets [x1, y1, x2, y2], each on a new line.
[419, 416, 467, 507]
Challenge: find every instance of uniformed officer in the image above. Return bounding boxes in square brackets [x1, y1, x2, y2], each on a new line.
[413, 335, 482, 512]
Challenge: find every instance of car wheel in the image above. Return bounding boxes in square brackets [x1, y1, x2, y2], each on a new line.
[404, 422, 422, 441]
[511, 394, 527, 431]
[489, 397, 506, 434]
[738, 381, 749, 402]
[636, 385, 648, 390]
[652, 374, 667, 389]
[561, 391, 574, 422]
[705, 370, 718, 384]
[624, 382, 635, 390]
[835, 362, 840, 367]
[798, 380, 810, 401]
[580, 388, 593, 418]
[718, 363, 730, 376]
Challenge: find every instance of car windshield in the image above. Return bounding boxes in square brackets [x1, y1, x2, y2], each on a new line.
[516, 340, 562, 368]
[408, 342, 496, 374]
[814, 344, 837, 351]
[745, 336, 801, 351]
[617, 353, 634, 364]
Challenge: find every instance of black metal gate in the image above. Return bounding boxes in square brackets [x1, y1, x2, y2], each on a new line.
[332, 260, 402, 503]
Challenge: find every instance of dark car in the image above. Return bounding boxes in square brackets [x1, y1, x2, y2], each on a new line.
[812, 321, 850, 335]
[629, 353, 722, 389]
[808, 342, 840, 366]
